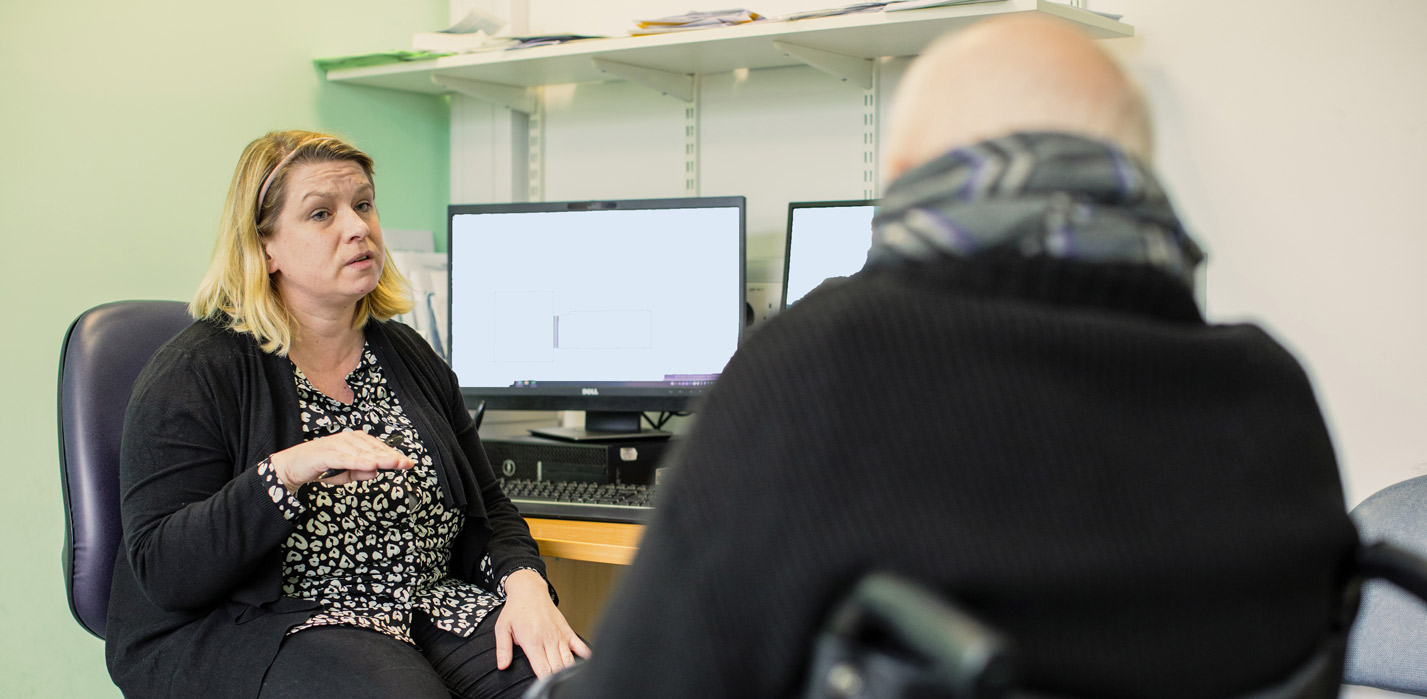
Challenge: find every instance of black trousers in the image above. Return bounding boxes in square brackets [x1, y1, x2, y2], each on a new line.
[259, 609, 537, 699]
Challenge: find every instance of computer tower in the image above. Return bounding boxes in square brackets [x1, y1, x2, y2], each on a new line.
[480, 434, 675, 486]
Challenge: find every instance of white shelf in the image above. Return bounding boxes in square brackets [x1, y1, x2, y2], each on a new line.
[326, 1, 1132, 96]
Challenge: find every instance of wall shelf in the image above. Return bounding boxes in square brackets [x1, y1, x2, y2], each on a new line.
[326, 1, 1132, 97]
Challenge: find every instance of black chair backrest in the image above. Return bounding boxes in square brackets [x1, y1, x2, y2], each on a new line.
[58, 300, 191, 639]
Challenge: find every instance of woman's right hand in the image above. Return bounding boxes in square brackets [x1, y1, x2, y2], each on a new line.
[269, 430, 414, 493]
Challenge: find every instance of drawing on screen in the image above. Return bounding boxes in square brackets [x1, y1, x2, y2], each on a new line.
[493, 292, 653, 362]
[493, 291, 554, 363]
[555, 310, 653, 349]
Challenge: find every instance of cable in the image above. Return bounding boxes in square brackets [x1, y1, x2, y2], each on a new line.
[642, 411, 692, 430]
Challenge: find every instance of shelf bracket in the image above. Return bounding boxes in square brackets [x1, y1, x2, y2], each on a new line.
[772, 41, 873, 89]
[431, 75, 537, 114]
[591, 59, 694, 102]
[684, 77, 701, 196]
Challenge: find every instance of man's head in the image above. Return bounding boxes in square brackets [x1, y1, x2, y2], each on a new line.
[884, 15, 1151, 180]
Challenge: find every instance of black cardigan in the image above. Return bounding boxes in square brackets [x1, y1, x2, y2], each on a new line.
[106, 318, 545, 699]
[559, 255, 1358, 698]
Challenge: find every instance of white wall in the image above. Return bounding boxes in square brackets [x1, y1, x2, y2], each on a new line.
[453, 0, 1427, 510]
[1096, 0, 1427, 506]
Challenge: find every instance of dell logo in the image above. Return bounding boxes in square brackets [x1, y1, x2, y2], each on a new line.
[582, 388, 599, 396]
[502, 459, 517, 477]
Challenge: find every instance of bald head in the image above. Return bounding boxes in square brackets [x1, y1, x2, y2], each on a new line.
[885, 15, 1151, 179]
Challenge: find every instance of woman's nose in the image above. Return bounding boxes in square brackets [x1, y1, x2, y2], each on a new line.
[340, 207, 371, 241]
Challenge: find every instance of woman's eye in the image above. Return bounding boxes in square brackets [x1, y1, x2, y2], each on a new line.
[356, 201, 373, 213]
[311, 210, 330, 221]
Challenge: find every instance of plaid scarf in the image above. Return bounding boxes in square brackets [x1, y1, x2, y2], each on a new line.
[867, 132, 1204, 290]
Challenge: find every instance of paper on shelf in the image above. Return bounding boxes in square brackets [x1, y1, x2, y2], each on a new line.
[772, 3, 890, 22]
[505, 35, 605, 50]
[885, 0, 1004, 11]
[389, 250, 450, 359]
[413, 32, 499, 53]
[443, 7, 506, 34]
[636, 9, 763, 26]
[631, 9, 765, 35]
[413, 7, 510, 54]
[314, 50, 451, 71]
[883, 0, 1122, 20]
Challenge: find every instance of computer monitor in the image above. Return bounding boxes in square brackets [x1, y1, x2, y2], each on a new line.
[781, 199, 878, 309]
[447, 197, 746, 441]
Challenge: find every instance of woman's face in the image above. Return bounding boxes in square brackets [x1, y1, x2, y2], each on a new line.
[263, 160, 384, 316]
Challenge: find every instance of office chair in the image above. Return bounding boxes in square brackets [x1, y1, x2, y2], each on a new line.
[526, 549, 1427, 699]
[797, 542, 1427, 699]
[797, 573, 1015, 699]
[794, 573, 1369, 699]
[58, 300, 192, 639]
[1344, 475, 1427, 695]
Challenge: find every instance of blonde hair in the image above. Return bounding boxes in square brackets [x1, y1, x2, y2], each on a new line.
[191, 130, 413, 355]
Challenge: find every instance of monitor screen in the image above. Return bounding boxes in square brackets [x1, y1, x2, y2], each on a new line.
[448, 197, 745, 439]
[782, 200, 878, 309]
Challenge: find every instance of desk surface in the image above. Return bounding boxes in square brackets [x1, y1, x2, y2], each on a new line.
[526, 518, 645, 566]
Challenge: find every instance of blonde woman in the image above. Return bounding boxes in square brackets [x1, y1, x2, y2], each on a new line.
[108, 130, 587, 699]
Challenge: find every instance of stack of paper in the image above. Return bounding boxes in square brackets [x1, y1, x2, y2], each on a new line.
[314, 51, 451, 71]
[885, 0, 1002, 11]
[412, 7, 508, 54]
[388, 250, 451, 360]
[506, 35, 605, 50]
[413, 33, 503, 53]
[632, 9, 765, 35]
[774, 3, 889, 21]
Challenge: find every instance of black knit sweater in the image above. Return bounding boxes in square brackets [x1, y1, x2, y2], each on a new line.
[106, 319, 544, 699]
[560, 254, 1357, 698]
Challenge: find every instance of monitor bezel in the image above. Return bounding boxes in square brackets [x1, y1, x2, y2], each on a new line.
[447, 196, 747, 413]
[781, 199, 879, 310]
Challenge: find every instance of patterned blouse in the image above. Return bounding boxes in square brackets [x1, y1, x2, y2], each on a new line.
[255, 345, 529, 644]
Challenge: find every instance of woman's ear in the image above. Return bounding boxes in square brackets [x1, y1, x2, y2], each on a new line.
[263, 242, 278, 275]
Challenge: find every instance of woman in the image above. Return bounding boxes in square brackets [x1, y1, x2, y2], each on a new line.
[107, 130, 588, 699]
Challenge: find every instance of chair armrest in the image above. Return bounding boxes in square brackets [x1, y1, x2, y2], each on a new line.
[804, 572, 1015, 699]
[1359, 541, 1427, 602]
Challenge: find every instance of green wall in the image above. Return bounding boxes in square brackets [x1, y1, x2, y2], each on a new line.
[0, 1, 449, 695]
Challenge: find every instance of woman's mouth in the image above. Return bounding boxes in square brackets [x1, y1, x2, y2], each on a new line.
[346, 252, 376, 268]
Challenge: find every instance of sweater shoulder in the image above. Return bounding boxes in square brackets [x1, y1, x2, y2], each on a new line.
[367, 320, 449, 377]
[159, 317, 264, 360]
[741, 259, 1311, 393]
[132, 319, 270, 400]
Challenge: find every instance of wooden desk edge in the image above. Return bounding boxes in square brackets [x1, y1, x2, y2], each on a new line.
[525, 517, 645, 566]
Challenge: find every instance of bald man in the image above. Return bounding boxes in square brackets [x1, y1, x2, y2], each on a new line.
[547, 17, 1356, 698]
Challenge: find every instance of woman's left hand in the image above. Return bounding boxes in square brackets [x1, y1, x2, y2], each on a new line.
[495, 569, 591, 678]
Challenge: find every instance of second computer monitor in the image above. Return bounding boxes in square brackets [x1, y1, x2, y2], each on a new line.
[781, 199, 878, 309]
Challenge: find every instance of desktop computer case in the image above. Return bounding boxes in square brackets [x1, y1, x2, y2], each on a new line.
[481, 434, 674, 486]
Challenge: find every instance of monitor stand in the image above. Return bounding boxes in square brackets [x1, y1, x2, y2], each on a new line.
[528, 410, 671, 443]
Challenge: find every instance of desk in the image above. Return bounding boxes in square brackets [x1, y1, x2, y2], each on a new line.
[526, 518, 644, 565]
[525, 518, 644, 639]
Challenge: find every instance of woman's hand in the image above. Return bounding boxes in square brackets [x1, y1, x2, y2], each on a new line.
[495, 569, 591, 678]
[269, 430, 413, 492]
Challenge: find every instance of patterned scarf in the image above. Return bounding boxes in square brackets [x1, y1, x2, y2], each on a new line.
[867, 132, 1204, 290]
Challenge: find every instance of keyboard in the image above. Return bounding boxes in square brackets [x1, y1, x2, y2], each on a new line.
[501, 478, 658, 524]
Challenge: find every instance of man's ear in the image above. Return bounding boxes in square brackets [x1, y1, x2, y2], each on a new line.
[884, 153, 912, 183]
